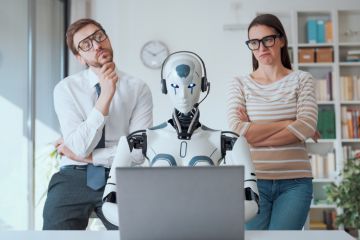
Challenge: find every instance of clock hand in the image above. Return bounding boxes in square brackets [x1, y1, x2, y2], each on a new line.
[154, 48, 167, 55]
[145, 49, 156, 56]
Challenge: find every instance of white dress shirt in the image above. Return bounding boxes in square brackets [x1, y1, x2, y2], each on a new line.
[54, 68, 153, 168]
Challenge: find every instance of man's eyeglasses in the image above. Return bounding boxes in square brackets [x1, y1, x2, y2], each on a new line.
[245, 34, 282, 51]
[77, 29, 108, 52]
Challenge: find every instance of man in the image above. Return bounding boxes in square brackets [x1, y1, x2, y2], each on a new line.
[43, 18, 153, 230]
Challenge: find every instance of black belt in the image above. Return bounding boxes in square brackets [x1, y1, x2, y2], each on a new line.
[60, 165, 110, 171]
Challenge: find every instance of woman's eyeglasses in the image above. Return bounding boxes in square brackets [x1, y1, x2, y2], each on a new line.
[245, 34, 282, 51]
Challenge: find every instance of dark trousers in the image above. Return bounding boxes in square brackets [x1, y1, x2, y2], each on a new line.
[42, 167, 117, 230]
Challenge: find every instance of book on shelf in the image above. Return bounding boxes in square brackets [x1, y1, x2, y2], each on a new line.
[317, 20, 325, 43]
[325, 20, 333, 43]
[309, 209, 337, 230]
[323, 209, 337, 230]
[318, 106, 335, 138]
[340, 75, 360, 101]
[306, 18, 332, 44]
[346, 49, 360, 62]
[307, 19, 317, 43]
[341, 106, 360, 139]
[309, 221, 327, 230]
[314, 72, 333, 101]
[310, 152, 336, 179]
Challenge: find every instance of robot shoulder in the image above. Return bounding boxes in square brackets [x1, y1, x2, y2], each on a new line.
[148, 122, 168, 130]
[220, 131, 241, 157]
[127, 129, 147, 156]
[200, 125, 218, 132]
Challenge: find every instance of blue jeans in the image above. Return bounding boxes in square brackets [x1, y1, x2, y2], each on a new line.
[246, 178, 313, 230]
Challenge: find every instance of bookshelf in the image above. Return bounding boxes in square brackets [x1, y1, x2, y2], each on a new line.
[257, 9, 360, 230]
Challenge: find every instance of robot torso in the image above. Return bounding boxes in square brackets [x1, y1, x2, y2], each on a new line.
[145, 122, 223, 167]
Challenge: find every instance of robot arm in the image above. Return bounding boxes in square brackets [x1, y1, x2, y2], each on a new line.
[222, 133, 259, 222]
[102, 130, 147, 226]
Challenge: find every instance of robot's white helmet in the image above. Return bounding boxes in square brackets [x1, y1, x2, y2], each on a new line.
[162, 52, 204, 114]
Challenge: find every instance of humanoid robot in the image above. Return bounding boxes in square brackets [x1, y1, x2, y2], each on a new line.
[102, 51, 259, 226]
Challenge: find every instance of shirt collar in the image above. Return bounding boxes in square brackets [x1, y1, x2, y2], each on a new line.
[87, 67, 122, 88]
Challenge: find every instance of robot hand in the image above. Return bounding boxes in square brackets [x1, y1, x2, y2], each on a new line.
[102, 136, 133, 226]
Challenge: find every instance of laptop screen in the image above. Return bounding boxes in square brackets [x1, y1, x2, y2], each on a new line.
[115, 166, 244, 240]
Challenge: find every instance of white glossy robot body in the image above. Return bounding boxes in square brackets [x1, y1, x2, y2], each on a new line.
[102, 122, 259, 225]
[146, 123, 222, 167]
[102, 51, 259, 226]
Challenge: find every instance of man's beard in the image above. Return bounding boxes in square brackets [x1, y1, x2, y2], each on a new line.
[85, 49, 113, 68]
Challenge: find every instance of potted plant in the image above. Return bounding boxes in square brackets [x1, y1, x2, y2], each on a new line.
[326, 157, 360, 238]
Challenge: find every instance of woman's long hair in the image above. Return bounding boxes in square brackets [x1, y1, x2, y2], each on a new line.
[247, 14, 292, 71]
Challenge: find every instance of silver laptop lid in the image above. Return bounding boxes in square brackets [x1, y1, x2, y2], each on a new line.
[115, 166, 244, 240]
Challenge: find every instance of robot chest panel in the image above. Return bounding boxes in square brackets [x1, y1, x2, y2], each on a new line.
[148, 138, 219, 167]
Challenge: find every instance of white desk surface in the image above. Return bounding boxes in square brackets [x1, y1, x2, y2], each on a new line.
[0, 230, 355, 240]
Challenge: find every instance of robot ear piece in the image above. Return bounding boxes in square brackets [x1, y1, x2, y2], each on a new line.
[201, 76, 208, 92]
[161, 78, 168, 94]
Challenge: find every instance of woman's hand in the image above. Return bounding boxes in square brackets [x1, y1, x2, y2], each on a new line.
[311, 130, 321, 143]
[238, 107, 250, 122]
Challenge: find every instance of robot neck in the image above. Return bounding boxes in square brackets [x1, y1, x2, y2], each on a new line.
[170, 108, 201, 140]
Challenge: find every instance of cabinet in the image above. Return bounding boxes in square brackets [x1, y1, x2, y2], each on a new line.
[257, 9, 360, 230]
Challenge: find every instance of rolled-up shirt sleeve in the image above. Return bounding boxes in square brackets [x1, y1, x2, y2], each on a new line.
[92, 145, 117, 166]
[287, 72, 318, 141]
[226, 77, 251, 136]
[54, 82, 106, 159]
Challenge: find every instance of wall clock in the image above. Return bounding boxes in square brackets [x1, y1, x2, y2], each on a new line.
[140, 40, 169, 69]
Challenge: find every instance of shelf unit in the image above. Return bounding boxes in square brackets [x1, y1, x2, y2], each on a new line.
[258, 9, 360, 230]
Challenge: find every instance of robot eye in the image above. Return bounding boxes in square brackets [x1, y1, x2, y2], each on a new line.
[188, 83, 196, 94]
[170, 83, 179, 94]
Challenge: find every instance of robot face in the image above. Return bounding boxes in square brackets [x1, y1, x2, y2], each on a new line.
[163, 53, 203, 114]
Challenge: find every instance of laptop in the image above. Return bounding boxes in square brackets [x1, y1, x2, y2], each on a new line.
[115, 166, 244, 240]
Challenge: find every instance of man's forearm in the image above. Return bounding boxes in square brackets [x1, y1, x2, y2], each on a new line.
[58, 143, 93, 163]
[95, 96, 112, 116]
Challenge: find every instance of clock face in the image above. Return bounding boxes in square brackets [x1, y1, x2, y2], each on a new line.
[140, 40, 169, 69]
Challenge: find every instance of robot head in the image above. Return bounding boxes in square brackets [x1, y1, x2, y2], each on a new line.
[161, 51, 208, 114]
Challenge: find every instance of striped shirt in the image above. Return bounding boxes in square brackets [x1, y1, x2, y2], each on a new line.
[227, 70, 318, 179]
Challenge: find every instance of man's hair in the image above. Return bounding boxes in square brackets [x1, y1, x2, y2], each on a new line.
[66, 18, 104, 55]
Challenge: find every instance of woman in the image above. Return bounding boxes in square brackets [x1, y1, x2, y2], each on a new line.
[227, 14, 319, 230]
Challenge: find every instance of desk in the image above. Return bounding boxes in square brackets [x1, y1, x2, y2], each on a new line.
[0, 230, 355, 240]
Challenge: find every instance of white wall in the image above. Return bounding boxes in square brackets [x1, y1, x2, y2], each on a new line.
[89, 0, 360, 129]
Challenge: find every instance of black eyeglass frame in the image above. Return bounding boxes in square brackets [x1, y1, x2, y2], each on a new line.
[77, 29, 108, 52]
[245, 34, 282, 51]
